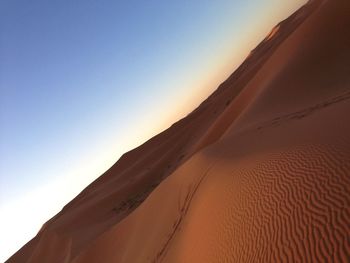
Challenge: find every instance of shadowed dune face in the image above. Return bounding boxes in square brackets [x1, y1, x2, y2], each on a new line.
[7, 0, 350, 262]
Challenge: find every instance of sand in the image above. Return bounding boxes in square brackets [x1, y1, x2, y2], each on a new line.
[7, 0, 350, 262]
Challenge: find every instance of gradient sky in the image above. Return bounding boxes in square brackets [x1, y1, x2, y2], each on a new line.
[0, 0, 307, 261]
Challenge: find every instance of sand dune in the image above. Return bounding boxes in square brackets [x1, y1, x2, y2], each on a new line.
[7, 0, 350, 262]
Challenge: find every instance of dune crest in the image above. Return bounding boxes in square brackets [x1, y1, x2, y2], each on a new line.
[7, 0, 350, 262]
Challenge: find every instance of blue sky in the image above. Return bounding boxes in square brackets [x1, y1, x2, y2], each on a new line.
[0, 0, 306, 261]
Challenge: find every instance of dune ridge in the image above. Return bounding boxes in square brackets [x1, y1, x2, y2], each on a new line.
[7, 0, 350, 262]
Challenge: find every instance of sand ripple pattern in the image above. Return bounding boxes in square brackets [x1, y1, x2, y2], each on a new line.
[210, 144, 350, 262]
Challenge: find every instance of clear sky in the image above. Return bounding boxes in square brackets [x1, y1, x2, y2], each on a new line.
[0, 0, 306, 261]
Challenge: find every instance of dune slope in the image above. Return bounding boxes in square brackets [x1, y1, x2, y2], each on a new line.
[8, 0, 350, 262]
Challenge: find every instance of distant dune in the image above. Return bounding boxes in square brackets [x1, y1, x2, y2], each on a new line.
[7, 0, 350, 262]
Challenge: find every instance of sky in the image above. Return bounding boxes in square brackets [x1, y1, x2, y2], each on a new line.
[0, 0, 307, 261]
